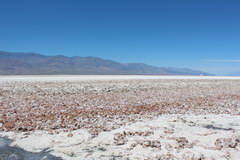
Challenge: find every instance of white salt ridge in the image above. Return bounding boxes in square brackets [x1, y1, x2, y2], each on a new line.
[1, 114, 240, 160]
[0, 75, 240, 82]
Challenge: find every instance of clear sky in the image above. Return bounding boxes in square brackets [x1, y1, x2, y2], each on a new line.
[0, 0, 240, 75]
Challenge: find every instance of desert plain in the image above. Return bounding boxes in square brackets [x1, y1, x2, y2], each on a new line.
[0, 75, 240, 160]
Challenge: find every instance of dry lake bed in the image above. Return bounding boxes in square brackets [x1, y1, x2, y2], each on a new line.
[0, 75, 240, 160]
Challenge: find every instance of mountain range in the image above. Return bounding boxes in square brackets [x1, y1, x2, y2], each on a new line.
[227, 72, 240, 76]
[0, 51, 213, 75]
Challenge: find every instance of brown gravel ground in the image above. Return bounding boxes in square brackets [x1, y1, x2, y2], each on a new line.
[0, 79, 240, 135]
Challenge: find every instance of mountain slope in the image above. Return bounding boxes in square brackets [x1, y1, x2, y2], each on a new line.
[0, 51, 213, 75]
[227, 72, 240, 76]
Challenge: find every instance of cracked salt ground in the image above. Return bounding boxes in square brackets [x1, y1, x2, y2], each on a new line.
[1, 79, 240, 134]
[1, 114, 240, 159]
[1, 77, 240, 159]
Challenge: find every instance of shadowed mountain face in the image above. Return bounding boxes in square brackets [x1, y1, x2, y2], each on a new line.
[0, 51, 213, 75]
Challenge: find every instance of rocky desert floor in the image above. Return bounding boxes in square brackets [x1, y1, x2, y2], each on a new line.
[0, 76, 240, 160]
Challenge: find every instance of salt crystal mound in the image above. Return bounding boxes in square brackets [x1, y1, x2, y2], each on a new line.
[1, 114, 240, 160]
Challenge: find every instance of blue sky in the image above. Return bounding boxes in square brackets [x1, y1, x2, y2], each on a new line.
[0, 0, 240, 75]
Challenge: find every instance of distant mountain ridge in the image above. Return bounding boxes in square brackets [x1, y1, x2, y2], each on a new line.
[0, 51, 213, 75]
[227, 72, 240, 76]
